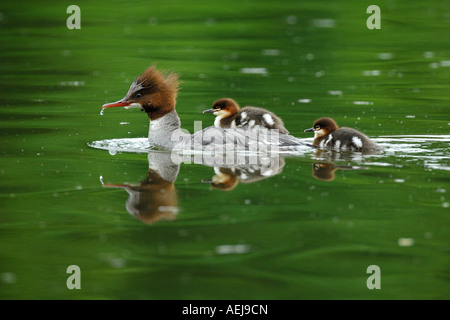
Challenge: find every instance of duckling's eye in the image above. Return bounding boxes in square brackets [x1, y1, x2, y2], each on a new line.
[314, 126, 320, 129]
[135, 92, 142, 98]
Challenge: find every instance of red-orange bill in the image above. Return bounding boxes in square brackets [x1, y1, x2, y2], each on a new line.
[102, 99, 131, 109]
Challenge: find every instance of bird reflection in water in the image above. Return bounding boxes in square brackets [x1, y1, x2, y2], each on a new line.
[311, 162, 369, 181]
[100, 151, 285, 224]
[203, 157, 285, 191]
[100, 146, 379, 223]
[310, 149, 371, 181]
[101, 152, 180, 224]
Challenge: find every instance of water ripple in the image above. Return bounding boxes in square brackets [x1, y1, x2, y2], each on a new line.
[87, 135, 450, 171]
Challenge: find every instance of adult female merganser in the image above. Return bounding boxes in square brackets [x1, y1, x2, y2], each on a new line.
[203, 98, 289, 134]
[304, 117, 383, 152]
[101, 65, 307, 152]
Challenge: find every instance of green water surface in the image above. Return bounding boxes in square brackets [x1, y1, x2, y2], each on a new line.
[0, 0, 449, 300]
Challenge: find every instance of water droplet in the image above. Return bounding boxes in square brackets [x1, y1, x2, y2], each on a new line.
[423, 51, 435, 59]
[240, 67, 268, 75]
[305, 53, 314, 60]
[215, 244, 251, 255]
[1, 272, 17, 284]
[328, 90, 343, 96]
[378, 52, 393, 60]
[398, 238, 414, 247]
[363, 70, 381, 76]
[286, 15, 297, 25]
[429, 62, 439, 69]
[261, 49, 280, 56]
[148, 17, 158, 26]
[353, 101, 372, 105]
[178, 229, 188, 237]
[315, 71, 325, 78]
[311, 19, 336, 28]
[109, 258, 126, 268]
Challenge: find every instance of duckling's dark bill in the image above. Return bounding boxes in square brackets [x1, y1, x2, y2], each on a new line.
[304, 128, 314, 132]
[203, 108, 215, 114]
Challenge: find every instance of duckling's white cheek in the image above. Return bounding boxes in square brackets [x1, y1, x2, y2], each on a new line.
[314, 129, 325, 138]
[216, 110, 230, 117]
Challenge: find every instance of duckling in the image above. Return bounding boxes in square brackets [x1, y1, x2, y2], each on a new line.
[304, 117, 383, 152]
[203, 98, 289, 134]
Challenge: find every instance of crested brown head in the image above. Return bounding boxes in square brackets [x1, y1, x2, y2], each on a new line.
[203, 98, 240, 118]
[102, 64, 180, 121]
[132, 65, 179, 120]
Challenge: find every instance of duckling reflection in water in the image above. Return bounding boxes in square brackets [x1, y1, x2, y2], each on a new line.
[203, 157, 285, 191]
[308, 148, 370, 181]
[203, 168, 239, 191]
[312, 162, 368, 181]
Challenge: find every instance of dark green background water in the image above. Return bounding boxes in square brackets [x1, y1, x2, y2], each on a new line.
[0, 0, 449, 299]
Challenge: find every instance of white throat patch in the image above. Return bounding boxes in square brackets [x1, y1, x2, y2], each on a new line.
[314, 129, 325, 138]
